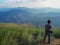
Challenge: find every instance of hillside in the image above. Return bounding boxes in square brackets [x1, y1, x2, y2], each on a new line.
[0, 23, 60, 45]
[0, 7, 60, 27]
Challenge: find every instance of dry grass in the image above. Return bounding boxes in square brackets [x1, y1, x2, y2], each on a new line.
[0, 23, 59, 45]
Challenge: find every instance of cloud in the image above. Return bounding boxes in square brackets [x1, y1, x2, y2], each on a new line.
[22, 0, 60, 8]
[22, 0, 47, 7]
[0, 0, 60, 8]
[0, 0, 45, 8]
[25, 0, 38, 3]
[0, 0, 23, 8]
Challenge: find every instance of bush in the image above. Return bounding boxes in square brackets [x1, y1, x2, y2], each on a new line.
[0, 23, 60, 45]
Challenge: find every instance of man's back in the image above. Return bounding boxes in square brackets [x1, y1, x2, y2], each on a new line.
[45, 24, 52, 32]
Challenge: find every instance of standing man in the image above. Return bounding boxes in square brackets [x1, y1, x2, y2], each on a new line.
[43, 20, 52, 44]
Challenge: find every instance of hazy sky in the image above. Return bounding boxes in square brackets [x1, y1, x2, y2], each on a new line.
[0, 0, 60, 8]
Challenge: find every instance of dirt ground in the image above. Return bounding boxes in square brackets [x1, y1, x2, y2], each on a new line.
[38, 38, 60, 45]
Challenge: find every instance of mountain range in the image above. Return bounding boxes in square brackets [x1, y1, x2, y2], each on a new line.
[0, 7, 60, 27]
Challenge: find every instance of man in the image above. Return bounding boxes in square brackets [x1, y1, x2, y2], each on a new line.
[43, 20, 52, 44]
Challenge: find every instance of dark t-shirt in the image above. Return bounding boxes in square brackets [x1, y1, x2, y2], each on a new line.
[45, 24, 52, 32]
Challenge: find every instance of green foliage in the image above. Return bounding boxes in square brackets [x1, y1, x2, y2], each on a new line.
[0, 24, 60, 45]
[53, 28, 60, 38]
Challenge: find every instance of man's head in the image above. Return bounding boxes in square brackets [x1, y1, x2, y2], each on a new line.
[47, 20, 51, 24]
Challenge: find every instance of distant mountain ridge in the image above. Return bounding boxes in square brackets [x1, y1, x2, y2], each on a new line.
[0, 7, 60, 27]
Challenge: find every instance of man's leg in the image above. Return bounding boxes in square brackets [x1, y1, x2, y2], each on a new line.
[48, 33, 50, 44]
[43, 32, 47, 42]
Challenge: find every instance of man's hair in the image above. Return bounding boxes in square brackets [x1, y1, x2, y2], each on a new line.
[47, 20, 51, 23]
